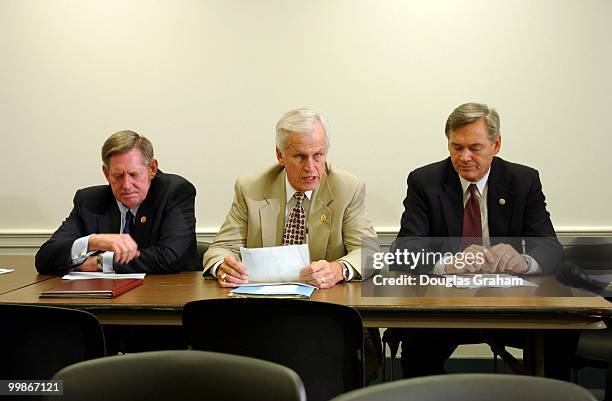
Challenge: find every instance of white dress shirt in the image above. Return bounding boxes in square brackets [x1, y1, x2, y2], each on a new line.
[432, 169, 541, 275]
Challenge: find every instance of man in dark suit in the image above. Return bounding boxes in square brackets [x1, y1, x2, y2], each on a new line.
[36, 130, 199, 274]
[392, 103, 574, 379]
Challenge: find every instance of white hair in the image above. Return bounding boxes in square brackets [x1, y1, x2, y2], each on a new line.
[275, 108, 330, 153]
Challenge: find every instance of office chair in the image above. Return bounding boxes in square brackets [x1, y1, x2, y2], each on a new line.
[328, 373, 597, 401]
[196, 241, 211, 269]
[183, 298, 365, 401]
[0, 304, 106, 380]
[0, 304, 105, 401]
[49, 350, 306, 401]
[562, 241, 612, 401]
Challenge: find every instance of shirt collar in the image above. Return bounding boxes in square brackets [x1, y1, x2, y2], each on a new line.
[458, 168, 491, 197]
[116, 201, 140, 217]
[284, 176, 313, 203]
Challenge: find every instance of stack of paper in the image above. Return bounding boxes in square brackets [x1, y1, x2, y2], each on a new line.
[229, 283, 317, 299]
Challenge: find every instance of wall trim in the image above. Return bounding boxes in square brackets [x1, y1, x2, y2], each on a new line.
[1, 227, 611, 253]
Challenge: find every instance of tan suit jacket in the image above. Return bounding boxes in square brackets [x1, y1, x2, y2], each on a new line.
[203, 163, 378, 278]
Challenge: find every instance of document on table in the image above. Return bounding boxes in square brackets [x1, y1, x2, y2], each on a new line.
[229, 283, 317, 299]
[444, 274, 538, 289]
[0, 268, 14, 274]
[62, 272, 146, 280]
[240, 244, 310, 283]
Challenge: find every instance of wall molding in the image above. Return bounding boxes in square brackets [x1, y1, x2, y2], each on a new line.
[1, 227, 611, 254]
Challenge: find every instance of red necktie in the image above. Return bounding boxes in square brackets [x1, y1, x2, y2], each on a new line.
[282, 192, 306, 245]
[462, 184, 482, 249]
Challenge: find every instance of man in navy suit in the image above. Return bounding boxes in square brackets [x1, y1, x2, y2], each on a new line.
[392, 103, 574, 379]
[36, 130, 198, 275]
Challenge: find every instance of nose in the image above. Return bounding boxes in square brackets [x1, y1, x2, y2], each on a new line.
[122, 176, 132, 190]
[304, 156, 315, 172]
[459, 149, 472, 162]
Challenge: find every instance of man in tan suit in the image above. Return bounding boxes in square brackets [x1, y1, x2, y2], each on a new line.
[204, 107, 378, 288]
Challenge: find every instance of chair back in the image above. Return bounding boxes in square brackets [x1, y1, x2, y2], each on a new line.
[0, 304, 105, 380]
[183, 298, 364, 401]
[196, 242, 210, 269]
[564, 240, 612, 269]
[329, 373, 597, 401]
[49, 350, 306, 401]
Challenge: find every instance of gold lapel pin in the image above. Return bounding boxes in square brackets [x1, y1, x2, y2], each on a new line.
[320, 214, 327, 222]
[499, 198, 506, 206]
[140, 216, 147, 223]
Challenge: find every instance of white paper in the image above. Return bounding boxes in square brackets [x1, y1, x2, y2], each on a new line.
[240, 244, 310, 283]
[62, 272, 146, 280]
[444, 274, 538, 289]
[0, 268, 14, 274]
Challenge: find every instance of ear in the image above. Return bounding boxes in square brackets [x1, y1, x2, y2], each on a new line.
[148, 159, 158, 179]
[275, 147, 285, 167]
[493, 134, 501, 155]
[102, 164, 110, 183]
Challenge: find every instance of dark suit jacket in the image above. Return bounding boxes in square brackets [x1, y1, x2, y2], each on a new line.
[393, 157, 563, 275]
[35, 170, 199, 274]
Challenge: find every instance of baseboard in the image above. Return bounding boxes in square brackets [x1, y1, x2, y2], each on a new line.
[0, 228, 610, 254]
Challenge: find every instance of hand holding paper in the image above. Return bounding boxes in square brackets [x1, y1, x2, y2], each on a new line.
[217, 255, 249, 288]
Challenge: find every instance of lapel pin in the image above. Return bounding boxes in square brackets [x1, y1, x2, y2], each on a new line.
[499, 198, 506, 206]
[140, 216, 147, 223]
[320, 214, 327, 222]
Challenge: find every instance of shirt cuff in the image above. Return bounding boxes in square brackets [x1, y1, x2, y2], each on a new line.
[432, 259, 447, 275]
[71, 235, 94, 265]
[523, 254, 542, 274]
[339, 261, 358, 281]
[71, 235, 92, 259]
[102, 251, 114, 273]
[210, 260, 223, 278]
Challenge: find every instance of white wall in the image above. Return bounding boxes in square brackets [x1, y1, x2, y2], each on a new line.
[1, 0, 611, 235]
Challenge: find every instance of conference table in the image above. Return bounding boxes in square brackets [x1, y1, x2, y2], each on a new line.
[1, 255, 611, 375]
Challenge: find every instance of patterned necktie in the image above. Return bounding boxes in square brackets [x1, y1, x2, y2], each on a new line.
[462, 184, 482, 249]
[123, 210, 134, 234]
[282, 192, 306, 245]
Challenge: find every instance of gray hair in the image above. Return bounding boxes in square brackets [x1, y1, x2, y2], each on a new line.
[275, 108, 330, 153]
[101, 130, 154, 167]
[445, 102, 500, 141]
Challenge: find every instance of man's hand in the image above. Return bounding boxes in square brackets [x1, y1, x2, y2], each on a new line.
[444, 244, 488, 274]
[486, 243, 528, 273]
[76, 256, 100, 272]
[89, 234, 140, 264]
[216, 256, 249, 288]
[299, 260, 343, 289]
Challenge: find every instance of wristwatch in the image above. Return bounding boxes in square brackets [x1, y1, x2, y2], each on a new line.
[96, 254, 104, 271]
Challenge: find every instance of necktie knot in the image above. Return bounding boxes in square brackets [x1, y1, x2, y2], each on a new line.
[468, 183, 478, 197]
[293, 192, 305, 203]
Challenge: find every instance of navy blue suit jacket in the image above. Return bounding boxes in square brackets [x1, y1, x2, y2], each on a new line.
[394, 157, 563, 275]
[35, 170, 199, 274]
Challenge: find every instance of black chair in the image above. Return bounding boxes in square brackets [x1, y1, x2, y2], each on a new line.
[329, 373, 597, 401]
[563, 241, 612, 400]
[49, 350, 306, 401]
[0, 304, 106, 379]
[183, 298, 365, 401]
[0, 304, 105, 400]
